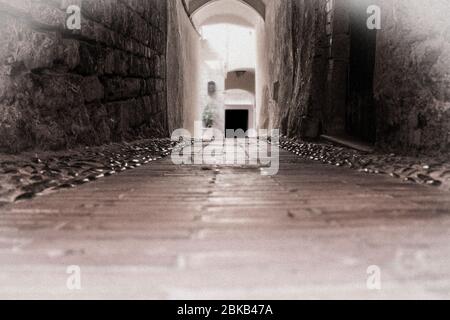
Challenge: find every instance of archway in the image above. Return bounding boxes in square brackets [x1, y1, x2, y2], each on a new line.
[225, 69, 256, 93]
[186, 0, 266, 20]
[188, 0, 265, 135]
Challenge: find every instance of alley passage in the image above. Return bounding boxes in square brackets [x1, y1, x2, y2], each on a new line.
[0, 140, 449, 299]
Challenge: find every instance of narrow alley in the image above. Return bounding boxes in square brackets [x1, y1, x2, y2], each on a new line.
[0, 0, 449, 301]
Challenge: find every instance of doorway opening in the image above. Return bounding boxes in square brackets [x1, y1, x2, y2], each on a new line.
[346, 0, 377, 144]
[225, 109, 249, 137]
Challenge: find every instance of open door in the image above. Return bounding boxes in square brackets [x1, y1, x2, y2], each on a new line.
[346, 0, 377, 143]
[225, 109, 249, 138]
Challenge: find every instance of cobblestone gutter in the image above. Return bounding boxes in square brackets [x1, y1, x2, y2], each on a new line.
[276, 136, 450, 192]
[0, 138, 177, 205]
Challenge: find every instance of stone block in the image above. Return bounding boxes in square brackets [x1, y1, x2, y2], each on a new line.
[104, 77, 142, 101]
[87, 102, 111, 144]
[77, 42, 103, 75]
[0, 17, 60, 72]
[29, 2, 66, 29]
[82, 76, 104, 102]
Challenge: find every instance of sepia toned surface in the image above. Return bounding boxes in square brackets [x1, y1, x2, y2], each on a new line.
[0, 141, 448, 299]
[0, 0, 449, 301]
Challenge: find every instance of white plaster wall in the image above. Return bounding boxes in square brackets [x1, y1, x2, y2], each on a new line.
[198, 23, 257, 132]
[255, 17, 270, 130]
[167, 0, 202, 134]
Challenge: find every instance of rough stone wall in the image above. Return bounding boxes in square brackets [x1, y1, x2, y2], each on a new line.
[167, 0, 201, 134]
[288, 0, 328, 138]
[323, 0, 349, 136]
[262, 0, 327, 138]
[0, 0, 168, 153]
[374, 0, 450, 154]
[264, 0, 449, 154]
[255, 15, 268, 130]
[260, 0, 291, 132]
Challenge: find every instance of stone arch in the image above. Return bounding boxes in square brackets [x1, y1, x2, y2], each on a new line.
[225, 69, 256, 94]
[188, 0, 266, 20]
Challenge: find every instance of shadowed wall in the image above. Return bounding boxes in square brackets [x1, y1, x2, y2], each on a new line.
[0, 0, 168, 152]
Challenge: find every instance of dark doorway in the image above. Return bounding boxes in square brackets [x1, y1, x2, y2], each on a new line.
[346, 0, 377, 143]
[225, 109, 249, 138]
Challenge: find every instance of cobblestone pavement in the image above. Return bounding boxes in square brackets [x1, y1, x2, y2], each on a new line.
[277, 137, 450, 191]
[0, 139, 175, 205]
[0, 140, 449, 299]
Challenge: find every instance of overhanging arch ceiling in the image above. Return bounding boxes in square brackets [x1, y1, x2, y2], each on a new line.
[188, 0, 266, 20]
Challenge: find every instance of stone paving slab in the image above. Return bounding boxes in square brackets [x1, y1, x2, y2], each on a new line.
[0, 141, 449, 299]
